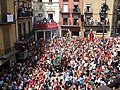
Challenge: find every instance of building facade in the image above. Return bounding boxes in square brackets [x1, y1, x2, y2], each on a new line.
[60, 0, 83, 36]
[112, 0, 120, 36]
[0, 0, 34, 72]
[14, 0, 34, 54]
[32, 0, 59, 40]
[83, 0, 114, 38]
[0, 0, 17, 72]
[32, 0, 59, 23]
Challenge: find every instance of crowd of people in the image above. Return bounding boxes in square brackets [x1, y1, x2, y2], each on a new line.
[34, 14, 55, 25]
[84, 17, 110, 26]
[0, 35, 120, 90]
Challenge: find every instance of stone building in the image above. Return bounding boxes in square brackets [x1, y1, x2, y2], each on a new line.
[59, 0, 83, 36]
[0, 0, 17, 72]
[32, 0, 59, 40]
[0, 0, 34, 72]
[83, 0, 114, 38]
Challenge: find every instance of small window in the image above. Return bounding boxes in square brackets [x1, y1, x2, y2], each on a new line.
[73, 5, 79, 12]
[49, 0, 52, 3]
[63, 18, 68, 25]
[86, 4, 91, 12]
[73, 18, 78, 25]
[38, 0, 42, 2]
[48, 14, 53, 20]
[28, 21, 31, 33]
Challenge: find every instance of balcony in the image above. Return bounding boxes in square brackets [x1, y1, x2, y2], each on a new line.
[61, 22, 80, 28]
[72, 8, 81, 14]
[60, 8, 70, 14]
[35, 22, 58, 30]
[17, 6, 33, 18]
[84, 19, 110, 28]
[84, 8, 93, 16]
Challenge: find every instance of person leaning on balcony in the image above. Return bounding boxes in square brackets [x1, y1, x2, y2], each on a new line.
[91, 18, 94, 25]
[97, 18, 100, 25]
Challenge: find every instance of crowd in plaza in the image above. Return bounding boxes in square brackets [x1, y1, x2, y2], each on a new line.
[0, 34, 120, 90]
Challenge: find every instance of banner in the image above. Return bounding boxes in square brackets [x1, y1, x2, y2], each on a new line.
[89, 32, 94, 42]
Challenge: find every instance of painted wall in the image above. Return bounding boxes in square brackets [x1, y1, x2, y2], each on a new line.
[0, 27, 4, 57]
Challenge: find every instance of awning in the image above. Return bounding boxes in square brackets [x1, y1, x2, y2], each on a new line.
[0, 50, 19, 60]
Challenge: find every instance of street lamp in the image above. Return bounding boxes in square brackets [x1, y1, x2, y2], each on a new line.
[102, 1, 111, 62]
[102, 0, 109, 57]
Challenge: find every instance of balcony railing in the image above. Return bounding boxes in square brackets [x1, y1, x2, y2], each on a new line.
[84, 19, 110, 27]
[35, 22, 58, 30]
[17, 7, 33, 18]
[61, 22, 80, 28]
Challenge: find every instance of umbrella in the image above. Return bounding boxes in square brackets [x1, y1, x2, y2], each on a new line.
[96, 86, 112, 90]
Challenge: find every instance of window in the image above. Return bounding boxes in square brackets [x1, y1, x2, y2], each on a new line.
[63, 18, 68, 25]
[18, 23, 22, 40]
[49, 0, 52, 3]
[48, 14, 53, 19]
[37, 31, 44, 39]
[73, 18, 78, 25]
[86, 4, 91, 12]
[63, 4, 68, 12]
[117, 27, 120, 33]
[38, 0, 42, 2]
[23, 22, 26, 39]
[73, 5, 79, 12]
[28, 21, 31, 33]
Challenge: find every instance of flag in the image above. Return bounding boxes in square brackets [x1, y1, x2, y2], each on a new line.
[89, 32, 94, 42]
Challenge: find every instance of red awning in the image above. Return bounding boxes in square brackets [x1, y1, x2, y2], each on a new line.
[35, 23, 58, 30]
